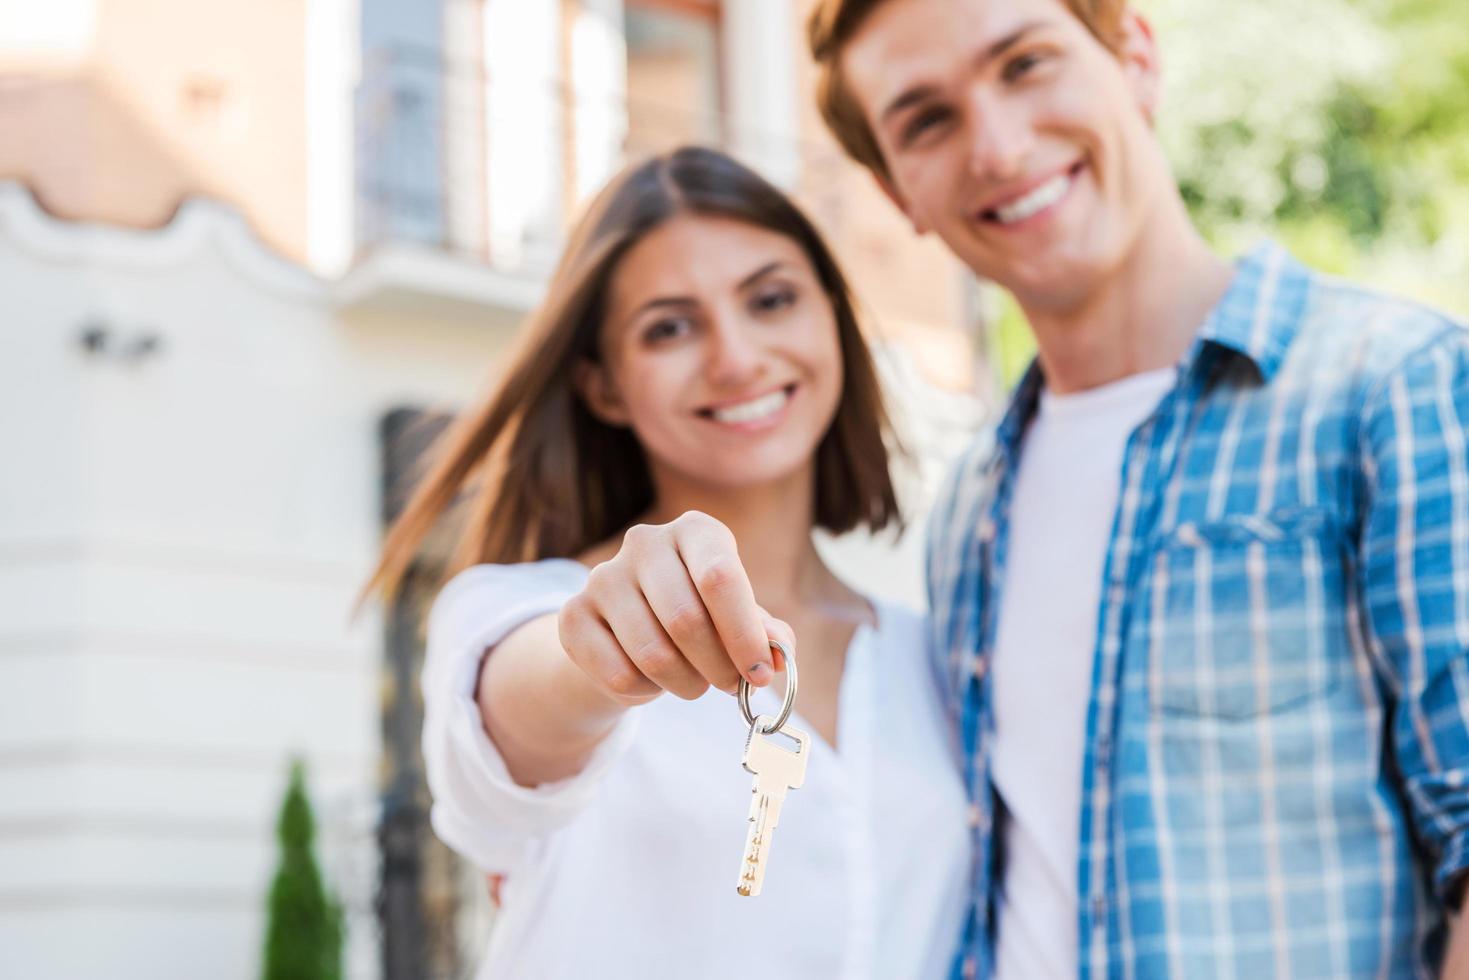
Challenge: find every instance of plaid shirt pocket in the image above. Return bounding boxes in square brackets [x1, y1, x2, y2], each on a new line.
[1140, 506, 1351, 719]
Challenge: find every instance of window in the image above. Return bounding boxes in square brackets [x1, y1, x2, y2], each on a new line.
[623, 0, 723, 156]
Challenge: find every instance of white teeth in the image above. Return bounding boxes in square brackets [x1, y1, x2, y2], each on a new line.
[710, 389, 790, 425]
[992, 172, 1073, 224]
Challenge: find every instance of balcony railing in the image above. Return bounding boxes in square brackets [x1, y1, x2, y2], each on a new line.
[354, 47, 563, 275]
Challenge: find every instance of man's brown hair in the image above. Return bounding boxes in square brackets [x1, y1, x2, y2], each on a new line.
[807, 0, 1127, 183]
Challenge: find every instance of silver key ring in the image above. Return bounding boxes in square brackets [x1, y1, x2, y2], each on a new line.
[738, 640, 796, 735]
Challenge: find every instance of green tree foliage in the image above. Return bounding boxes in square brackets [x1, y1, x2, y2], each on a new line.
[1157, 0, 1469, 306]
[262, 760, 344, 980]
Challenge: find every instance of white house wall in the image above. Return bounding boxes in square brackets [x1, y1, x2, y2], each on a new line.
[0, 183, 516, 980]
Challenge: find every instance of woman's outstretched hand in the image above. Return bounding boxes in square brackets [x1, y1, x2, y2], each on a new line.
[558, 511, 794, 706]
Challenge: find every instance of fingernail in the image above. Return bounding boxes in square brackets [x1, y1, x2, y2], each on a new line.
[748, 663, 769, 684]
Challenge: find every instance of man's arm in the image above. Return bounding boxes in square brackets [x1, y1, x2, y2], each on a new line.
[1357, 327, 1469, 972]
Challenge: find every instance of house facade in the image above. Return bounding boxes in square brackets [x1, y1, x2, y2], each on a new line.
[0, 2, 990, 977]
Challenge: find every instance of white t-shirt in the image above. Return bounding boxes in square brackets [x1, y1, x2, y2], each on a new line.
[422, 560, 972, 980]
[991, 368, 1175, 979]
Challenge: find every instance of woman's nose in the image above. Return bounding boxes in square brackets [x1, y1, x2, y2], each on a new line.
[704, 314, 764, 386]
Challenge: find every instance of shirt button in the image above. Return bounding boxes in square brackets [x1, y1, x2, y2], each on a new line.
[1096, 734, 1112, 766]
[1091, 895, 1108, 921]
[966, 804, 982, 829]
[962, 956, 977, 979]
[1176, 521, 1202, 547]
[977, 518, 997, 543]
[973, 656, 988, 681]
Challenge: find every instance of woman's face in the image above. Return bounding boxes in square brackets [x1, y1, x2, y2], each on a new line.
[582, 213, 845, 497]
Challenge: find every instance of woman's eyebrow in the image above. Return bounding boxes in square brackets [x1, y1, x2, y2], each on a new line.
[626, 295, 696, 320]
[624, 260, 788, 324]
[738, 261, 787, 290]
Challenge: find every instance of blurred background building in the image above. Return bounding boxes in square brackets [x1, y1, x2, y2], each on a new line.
[0, 2, 985, 978]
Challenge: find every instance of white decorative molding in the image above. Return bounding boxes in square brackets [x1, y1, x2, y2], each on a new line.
[0, 631, 366, 672]
[0, 181, 326, 303]
[333, 240, 545, 317]
[0, 740, 372, 773]
[0, 533, 370, 583]
[0, 814, 264, 842]
[0, 888, 259, 913]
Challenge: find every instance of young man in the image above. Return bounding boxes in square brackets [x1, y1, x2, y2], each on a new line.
[809, 0, 1469, 976]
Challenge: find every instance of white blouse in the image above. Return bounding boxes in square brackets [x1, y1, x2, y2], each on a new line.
[422, 560, 972, 980]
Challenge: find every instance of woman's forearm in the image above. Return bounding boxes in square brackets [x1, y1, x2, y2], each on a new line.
[1444, 897, 1469, 978]
[475, 612, 633, 787]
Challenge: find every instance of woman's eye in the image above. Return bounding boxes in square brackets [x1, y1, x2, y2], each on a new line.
[643, 316, 692, 343]
[752, 287, 796, 314]
[902, 106, 954, 147]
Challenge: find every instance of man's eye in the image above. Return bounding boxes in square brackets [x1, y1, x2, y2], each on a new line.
[903, 107, 952, 146]
[1004, 52, 1044, 82]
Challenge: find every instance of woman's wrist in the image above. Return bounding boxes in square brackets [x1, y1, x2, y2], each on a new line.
[540, 638, 634, 735]
[474, 617, 633, 785]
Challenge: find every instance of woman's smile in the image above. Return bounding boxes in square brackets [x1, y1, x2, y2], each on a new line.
[696, 383, 800, 432]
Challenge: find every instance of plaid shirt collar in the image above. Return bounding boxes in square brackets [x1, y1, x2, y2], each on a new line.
[990, 240, 1309, 467]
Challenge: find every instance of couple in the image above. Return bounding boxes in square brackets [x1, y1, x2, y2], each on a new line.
[365, 0, 1469, 976]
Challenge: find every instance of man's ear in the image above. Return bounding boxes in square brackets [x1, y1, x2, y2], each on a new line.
[1115, 9, 1162, 125]
[872, 168, 928, 236]
[574, 359, 632, 427]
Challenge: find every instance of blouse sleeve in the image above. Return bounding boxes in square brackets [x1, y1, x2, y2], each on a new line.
[420, 561, 640, 873]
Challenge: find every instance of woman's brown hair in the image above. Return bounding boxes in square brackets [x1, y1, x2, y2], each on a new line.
[362, 146, 901, 602]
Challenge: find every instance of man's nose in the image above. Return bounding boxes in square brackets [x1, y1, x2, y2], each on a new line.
[965, 93, 1033, 183]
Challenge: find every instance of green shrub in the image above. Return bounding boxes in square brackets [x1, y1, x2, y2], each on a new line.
[261, 759, 344, 980]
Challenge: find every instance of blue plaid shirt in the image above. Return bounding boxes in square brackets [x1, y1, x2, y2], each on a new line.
[928, 242, 1469, 979]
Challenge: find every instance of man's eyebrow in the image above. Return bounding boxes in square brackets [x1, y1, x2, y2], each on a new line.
[878, 21, 1049, 126]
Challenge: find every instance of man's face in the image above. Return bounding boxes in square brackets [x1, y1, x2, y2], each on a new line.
[842, 0, 1167, 311]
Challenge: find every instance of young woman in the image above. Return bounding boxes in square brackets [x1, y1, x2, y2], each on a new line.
[364, 147, 970, 979]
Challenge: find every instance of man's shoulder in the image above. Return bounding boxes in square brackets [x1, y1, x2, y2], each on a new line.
[1294, 267, 1468, 383]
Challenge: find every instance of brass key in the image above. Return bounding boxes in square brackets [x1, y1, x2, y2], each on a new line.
[736, 714, 810, 897]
